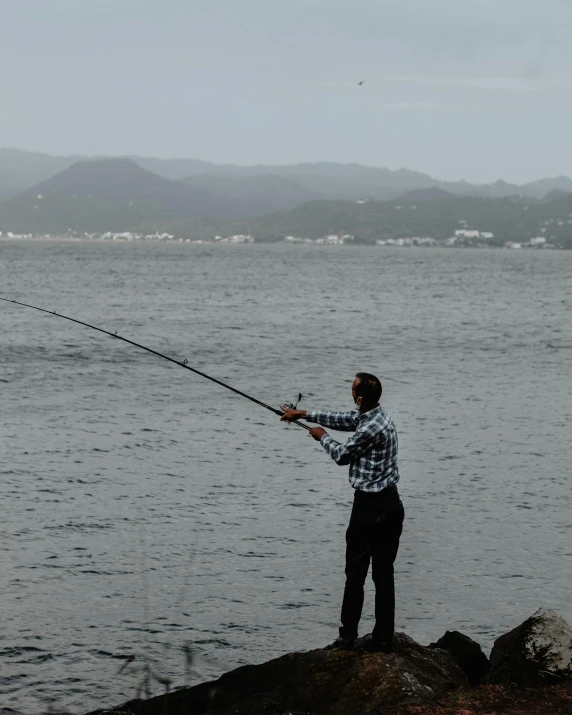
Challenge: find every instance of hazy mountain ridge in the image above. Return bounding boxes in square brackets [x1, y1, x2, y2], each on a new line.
[2, 148, 572, 203]
[0, 148, 86, 199]
[182, 173, 320, 213]
[400, 187, 456, 201]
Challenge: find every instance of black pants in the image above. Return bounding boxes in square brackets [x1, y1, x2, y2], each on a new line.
[339, 485, 404, 644]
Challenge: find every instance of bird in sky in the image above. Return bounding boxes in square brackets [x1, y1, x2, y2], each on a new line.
[358, 80, 366, 86]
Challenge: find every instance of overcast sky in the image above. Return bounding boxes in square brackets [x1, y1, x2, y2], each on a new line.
[2, 0, 572, 182]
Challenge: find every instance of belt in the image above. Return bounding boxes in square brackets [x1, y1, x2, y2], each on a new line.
[354, 484, 398, 499]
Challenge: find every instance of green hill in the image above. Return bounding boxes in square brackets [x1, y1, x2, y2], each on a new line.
[0, 159, 254, 233]
[239, 196, 528, 241]
[156, 194, 572, 247]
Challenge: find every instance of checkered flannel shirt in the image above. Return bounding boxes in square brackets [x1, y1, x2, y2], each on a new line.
[305, 406, 399, 492]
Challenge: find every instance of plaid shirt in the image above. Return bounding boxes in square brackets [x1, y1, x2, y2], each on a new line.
[305, 406, 399, 493]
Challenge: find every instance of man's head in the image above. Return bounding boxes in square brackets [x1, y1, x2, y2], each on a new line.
[352, 372, 382, 412]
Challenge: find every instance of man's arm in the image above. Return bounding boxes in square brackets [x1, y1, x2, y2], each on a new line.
[280, 407, 358, 431]
[307, 410, 360, 431]
[319, 423, 376, 465]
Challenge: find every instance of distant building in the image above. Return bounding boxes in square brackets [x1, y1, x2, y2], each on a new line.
[216, 234, 254, 243]
[315, 234, 348, 244]
[455, 229, 480, 238]
[377, 236, 435, 247]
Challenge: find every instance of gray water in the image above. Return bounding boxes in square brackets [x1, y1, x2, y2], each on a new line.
[1, 241, 571, 714]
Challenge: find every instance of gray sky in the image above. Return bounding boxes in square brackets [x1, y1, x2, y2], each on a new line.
[2, 0, 572, 182]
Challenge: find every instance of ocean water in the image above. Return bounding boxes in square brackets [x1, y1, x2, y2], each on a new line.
[1, 240, 571, 714]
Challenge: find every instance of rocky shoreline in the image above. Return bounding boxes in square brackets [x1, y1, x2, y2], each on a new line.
[88, 608, 572, 715]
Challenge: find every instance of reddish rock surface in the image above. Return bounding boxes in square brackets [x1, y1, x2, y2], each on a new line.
[390, 682, 572, 715]
[94, 683, 572, 715]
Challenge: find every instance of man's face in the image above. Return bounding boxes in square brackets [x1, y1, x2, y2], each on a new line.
[351, 378, 361, 405]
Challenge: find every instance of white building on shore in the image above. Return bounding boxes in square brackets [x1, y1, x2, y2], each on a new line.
[215, 234, 254, 243]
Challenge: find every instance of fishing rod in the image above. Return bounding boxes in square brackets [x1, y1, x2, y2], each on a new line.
[0, 296, 311, 431]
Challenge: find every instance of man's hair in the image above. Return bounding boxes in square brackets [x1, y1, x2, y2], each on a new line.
[355, 372, 382, 403]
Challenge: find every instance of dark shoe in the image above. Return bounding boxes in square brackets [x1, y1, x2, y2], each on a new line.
[325, 636, 355, 651]
[361, 633, 392, 653]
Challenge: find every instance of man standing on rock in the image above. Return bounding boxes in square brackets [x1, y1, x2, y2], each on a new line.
[281, 373, 404, 653]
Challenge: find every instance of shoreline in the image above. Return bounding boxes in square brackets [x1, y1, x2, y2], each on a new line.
[0, 236, 567, 250]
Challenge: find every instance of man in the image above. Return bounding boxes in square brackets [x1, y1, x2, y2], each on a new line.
[280, 372, 404, 653]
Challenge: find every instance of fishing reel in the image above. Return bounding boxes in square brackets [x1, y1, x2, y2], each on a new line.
[283, 393, 304, 411]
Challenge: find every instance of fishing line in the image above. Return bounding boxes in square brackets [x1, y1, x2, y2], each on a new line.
[0, 296, 310, 431]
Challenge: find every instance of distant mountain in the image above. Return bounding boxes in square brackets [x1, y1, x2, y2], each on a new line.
[182, 173, 319, 214]
[0, 149, 442, 201]
[522, 176, 572, 196]
[542, 189, 572, 202]
[233, 196, 515, 241]
[182, 162, 446, 200]
[4, 160, 572, 248]
[0, 148, 84, 199]
[399, 186, 456, 201]
[0, 158, 249, 233]
[211, 192, 572, 248]
[2, 147, 572, 213]
[439, 176, 572, 200]
[131, 156, 219, 180]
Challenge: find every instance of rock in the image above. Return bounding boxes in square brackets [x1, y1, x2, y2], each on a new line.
[90, 633, 469, 715]
[488, 608, 572, 687]
[429, 630, 490, 686]
[393, 682, 572, 714]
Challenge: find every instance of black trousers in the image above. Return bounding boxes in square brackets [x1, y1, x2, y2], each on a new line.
[339, 485, 404, 644]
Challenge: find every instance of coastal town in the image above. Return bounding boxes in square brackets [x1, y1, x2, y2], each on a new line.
[0, 228, 559, 248]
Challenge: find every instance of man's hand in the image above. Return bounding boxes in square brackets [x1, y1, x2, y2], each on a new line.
[309, 426, 327, 441]
[280, 406, 307, 423]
